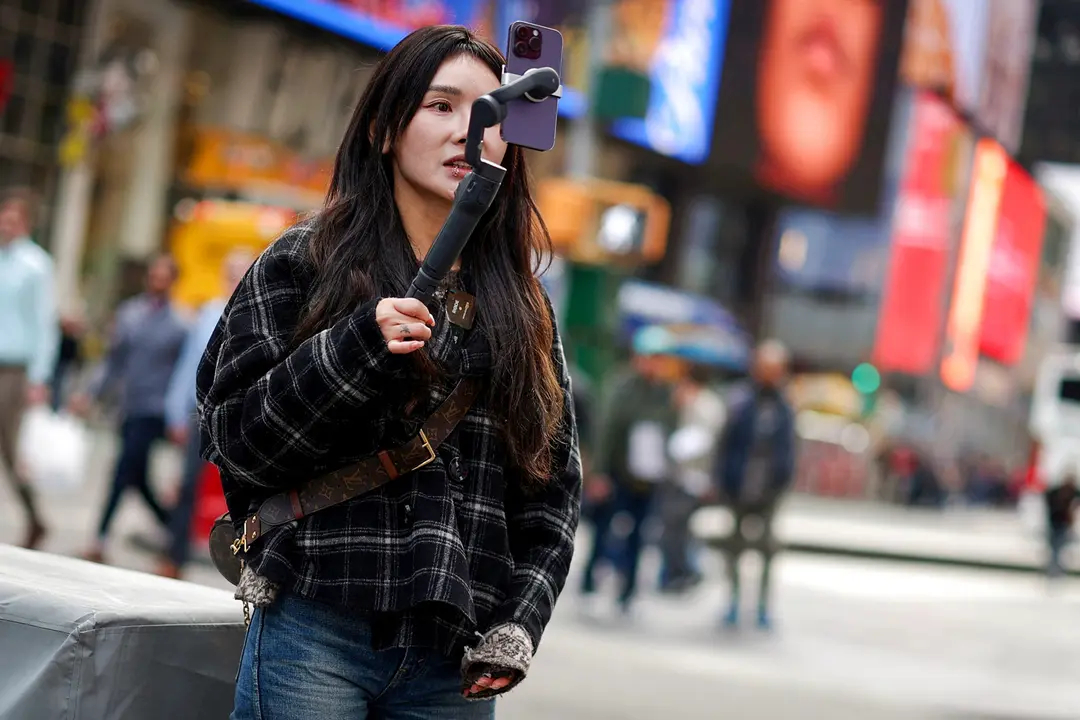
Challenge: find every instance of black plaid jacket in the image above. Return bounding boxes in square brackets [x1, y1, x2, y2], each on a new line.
[196, 221, 582, 656]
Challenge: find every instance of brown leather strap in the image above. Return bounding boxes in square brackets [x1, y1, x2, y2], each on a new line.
[241, 379, 480, 547]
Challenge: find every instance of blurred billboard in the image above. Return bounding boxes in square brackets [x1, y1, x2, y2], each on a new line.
[873, 91, 972, 375]
[900, 0, 990, 123]
[977, 161, 1047, 365]
[609, 0, 732, 164]
[901, 0, 1038, 153]
[977, 0, 1040, 154]
[246, 0, 488, 46]
[710, 0, 910, 212]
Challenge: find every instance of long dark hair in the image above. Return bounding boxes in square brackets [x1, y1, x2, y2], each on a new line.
[294, 25, 563, 486]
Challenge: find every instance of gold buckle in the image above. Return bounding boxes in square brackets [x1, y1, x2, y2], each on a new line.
[232, 517, 259, 555]
[408, 430, 437, 473]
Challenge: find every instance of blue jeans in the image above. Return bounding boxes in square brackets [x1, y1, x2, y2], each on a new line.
[233, 594, 496, 719]
[97, 415, 170, 539]
[580, 482, 655, 606]
[166, 415, 203, 567]
[1048, 527, 1071, 578]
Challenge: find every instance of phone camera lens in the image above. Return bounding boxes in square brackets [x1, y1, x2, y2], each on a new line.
[513, 41, 529, 57]
[527, 35, 542, 53]
[516, 26, 531, 40]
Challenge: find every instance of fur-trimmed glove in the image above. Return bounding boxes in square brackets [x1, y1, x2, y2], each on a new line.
[460, 623, 534, 700]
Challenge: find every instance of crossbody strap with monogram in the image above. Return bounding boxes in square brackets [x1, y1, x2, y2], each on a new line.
[217, 378, 479, 568]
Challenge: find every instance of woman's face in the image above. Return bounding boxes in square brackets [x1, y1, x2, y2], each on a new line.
[392, 54, 508, 205]
[755, 0, 884, 201]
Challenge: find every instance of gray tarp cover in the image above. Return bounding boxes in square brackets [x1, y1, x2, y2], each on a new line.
[0, 545, 245, 719]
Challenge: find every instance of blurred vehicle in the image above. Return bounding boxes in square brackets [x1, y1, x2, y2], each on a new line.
[1029, 348, 1080, 487]
[169, 199, 295, 310]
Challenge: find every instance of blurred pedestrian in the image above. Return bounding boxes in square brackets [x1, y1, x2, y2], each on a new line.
[0, 187, 58, 549]
[156, 249, 253, 579]
[198, 26, 581, 717]
[659, 363, 725, 593]
[75, 254, 187, 564]
[906, 451, 945, 508]
[580, 329, 678, 615]
[716, 340, 796, 630]
[50, 302, 87, 412]
[573, 364, 610, 517]
[1045, 470, 1078, 578]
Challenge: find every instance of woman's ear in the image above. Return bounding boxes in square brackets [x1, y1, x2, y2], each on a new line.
[369, 122, 391, 154]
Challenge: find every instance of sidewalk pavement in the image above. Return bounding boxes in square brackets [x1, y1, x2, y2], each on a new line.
[693, 494, 1068, 576]
[0, 425, 1065, 580]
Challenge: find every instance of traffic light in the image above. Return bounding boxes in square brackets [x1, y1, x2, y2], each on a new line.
[851, 362, 881, 416]
[536, 177, 670, 265]
[851, 363, 881, 395]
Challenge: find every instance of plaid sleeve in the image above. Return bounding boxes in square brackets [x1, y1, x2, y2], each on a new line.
[197, 226, 402, 490]
[491, 316, 583, 650]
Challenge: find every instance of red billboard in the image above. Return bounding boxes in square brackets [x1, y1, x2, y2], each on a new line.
[873, 92, 966, 374]
[977, 162, 1046, 365]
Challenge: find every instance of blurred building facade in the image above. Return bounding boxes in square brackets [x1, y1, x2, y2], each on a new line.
[1, 0, 91, 249]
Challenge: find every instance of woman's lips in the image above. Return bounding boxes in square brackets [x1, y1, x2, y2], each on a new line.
[444, 161, 472, 179]
[798, 19, 848, 79]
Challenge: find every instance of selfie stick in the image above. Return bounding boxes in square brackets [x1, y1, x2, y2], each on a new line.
[405, 67, 562, 304]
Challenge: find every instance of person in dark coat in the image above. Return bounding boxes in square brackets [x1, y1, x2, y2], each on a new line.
[1046, 471, 1078, 578]
[581, 331, 678, 615]
[716, 340, 796, 630]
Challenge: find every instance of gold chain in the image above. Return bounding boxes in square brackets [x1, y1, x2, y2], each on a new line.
[239, 559, 251, 629]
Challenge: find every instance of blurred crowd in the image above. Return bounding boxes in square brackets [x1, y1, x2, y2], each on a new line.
[873, 443, 1031, 510]
[574, 334, 797, 627]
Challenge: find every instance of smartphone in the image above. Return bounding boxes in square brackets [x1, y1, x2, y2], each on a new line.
[501, 21, 563, 152]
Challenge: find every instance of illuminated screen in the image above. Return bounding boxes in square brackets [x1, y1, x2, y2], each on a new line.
[709, 0, 910, 212]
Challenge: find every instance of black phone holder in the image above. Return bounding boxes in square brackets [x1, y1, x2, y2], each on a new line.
[405, 66, 561, 304]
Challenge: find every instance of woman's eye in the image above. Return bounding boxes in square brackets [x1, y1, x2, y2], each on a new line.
[431, 101, 452, 113]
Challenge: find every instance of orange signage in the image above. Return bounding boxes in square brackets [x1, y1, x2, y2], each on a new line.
[182, 127, 332, 201]
[940, 138, 1008, 392]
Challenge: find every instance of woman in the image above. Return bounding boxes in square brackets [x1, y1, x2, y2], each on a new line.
[197, 25, 581, 719]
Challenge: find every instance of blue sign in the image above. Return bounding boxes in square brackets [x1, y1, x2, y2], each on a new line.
[610, 0, 730, 164]
[246, 0, 584, 117]
[616, 279, 750, 369]
[247, 0, 481, 49]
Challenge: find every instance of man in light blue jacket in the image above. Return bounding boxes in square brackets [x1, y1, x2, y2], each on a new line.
[157, 249, 253, 578]
[0, 188, 58, 549]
